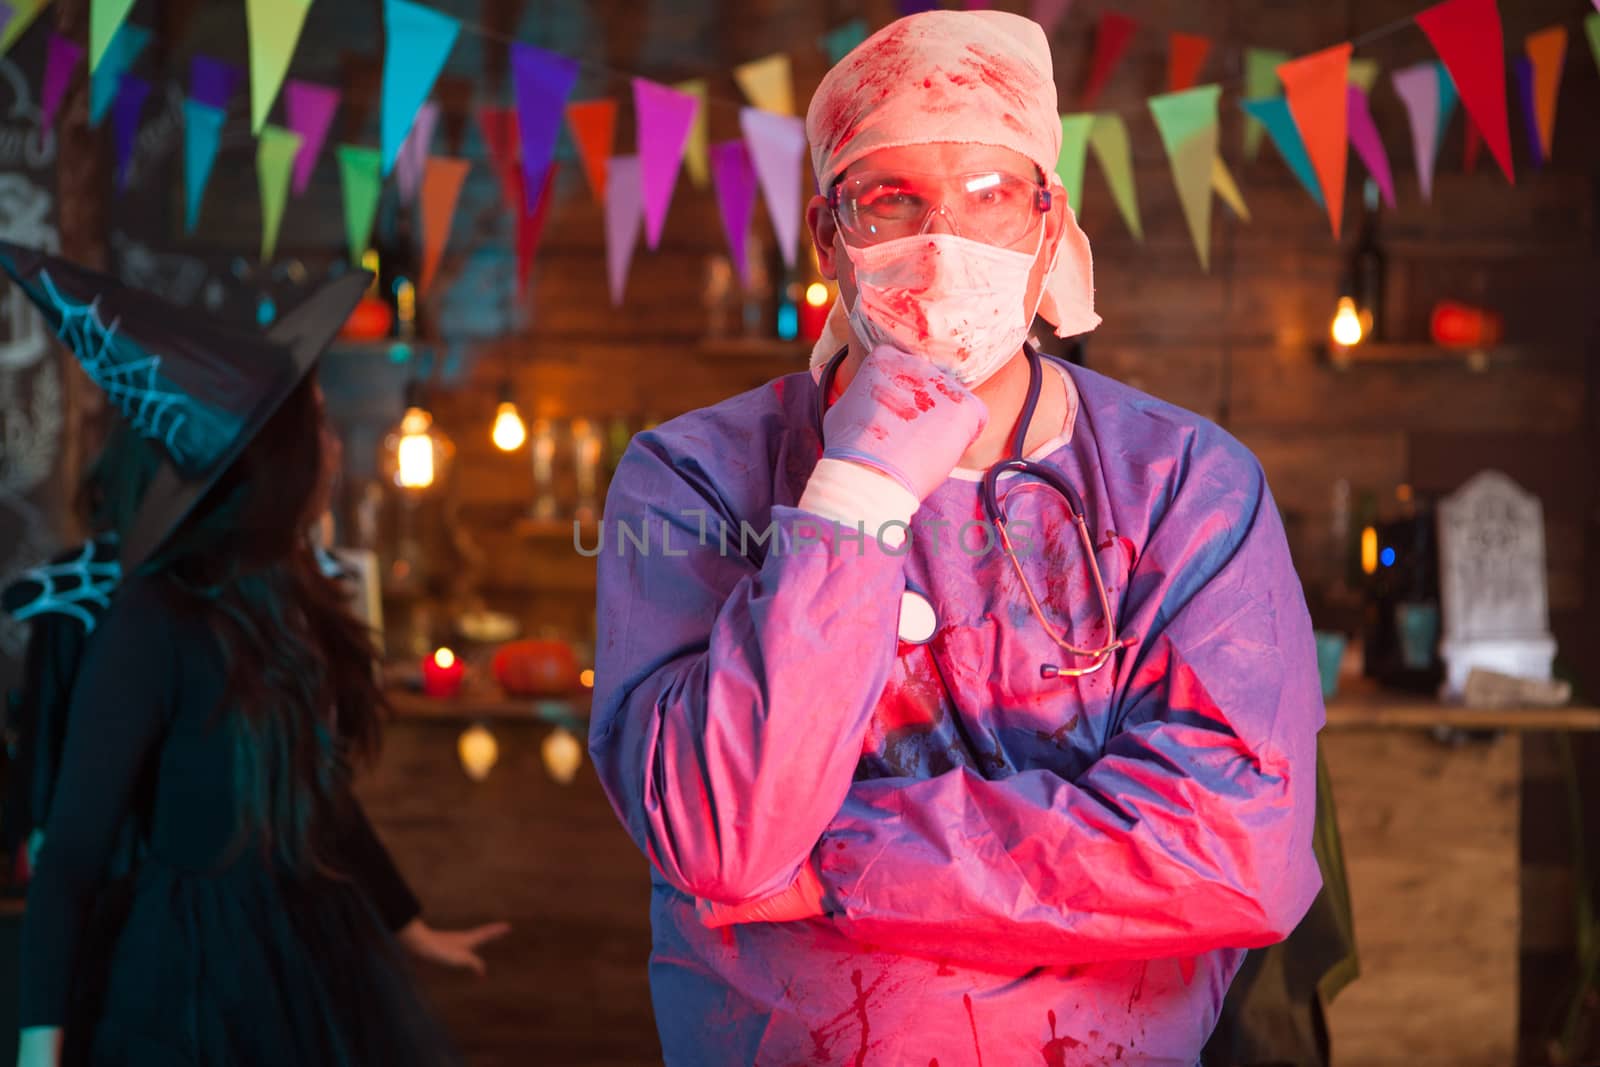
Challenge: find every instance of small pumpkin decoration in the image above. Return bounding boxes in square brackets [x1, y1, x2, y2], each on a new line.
[339, 295, 394, 341]
[492, 639, 580, 697]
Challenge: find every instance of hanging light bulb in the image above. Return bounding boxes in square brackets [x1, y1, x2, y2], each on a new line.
[381, 381, 454, 491]
[542, 726, 583, 785]
[1331, 295, 1365, 347]
[491, 386, 527, 452]
[457, 724, 499, 782]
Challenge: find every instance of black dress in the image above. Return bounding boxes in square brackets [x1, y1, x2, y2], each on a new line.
[18, 573, 458, 1066]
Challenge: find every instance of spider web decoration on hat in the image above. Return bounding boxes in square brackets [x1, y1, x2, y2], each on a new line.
[38, 271, 194, 470]
[2, 536, 122, 632]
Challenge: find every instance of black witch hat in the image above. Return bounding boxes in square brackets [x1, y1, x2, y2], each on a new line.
[0, 240, 369, 570]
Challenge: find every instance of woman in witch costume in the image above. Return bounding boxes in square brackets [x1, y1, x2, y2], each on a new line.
[3, 242, 505, 1066]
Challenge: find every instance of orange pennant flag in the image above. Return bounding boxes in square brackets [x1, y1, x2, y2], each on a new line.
[419, 156, 470, 294]
[1278, 43, 1351, 239]
[1525, 26, 1566, 162]
[566, 98, 617, 203]
[1168, 32, 1211, 92]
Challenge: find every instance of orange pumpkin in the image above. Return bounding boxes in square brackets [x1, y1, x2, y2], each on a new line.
[339, 295, 394, 341]
[492, 639, 580, 697]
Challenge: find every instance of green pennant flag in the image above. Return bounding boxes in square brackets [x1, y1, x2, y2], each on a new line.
[0, 0, 52, 57]
[1149, 84, 1221, 271]
[256, 124, 301, 261]
[1242, 48, 1288, 160]
[89, 0, 135, 71]
[1347, 57, 1380, 93]
[336, 144, 383, 266]
[1056, 114, 1094, 214]
[1088, 113, 1142, 241]
[1585, 14, 1600, 81]
[247, 0, 312, 133]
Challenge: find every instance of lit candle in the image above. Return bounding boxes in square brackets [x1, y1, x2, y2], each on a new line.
[422, 646, 466, 699]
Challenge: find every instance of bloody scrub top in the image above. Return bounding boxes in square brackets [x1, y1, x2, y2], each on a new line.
[591, 356, 1323, 1066]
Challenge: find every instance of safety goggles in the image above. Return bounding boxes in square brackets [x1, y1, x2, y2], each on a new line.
[828, 167, 1053, 248]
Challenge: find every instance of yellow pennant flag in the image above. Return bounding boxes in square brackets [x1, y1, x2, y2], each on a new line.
[733, 53, 794, 116]
[1211, 156, 1249, 222]
[1088, 114, 1142, 241]
[674, 78, 710, 189]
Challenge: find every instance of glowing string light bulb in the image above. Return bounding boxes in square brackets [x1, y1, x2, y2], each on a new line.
[492, 400, 527, 452]
[1331, 295, 1365, 347]
[457, 724, 498, 781]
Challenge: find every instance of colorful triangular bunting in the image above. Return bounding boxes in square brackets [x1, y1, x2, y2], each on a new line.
[379, 0, 460, 175]
[566, 99, 616, 202]
[190, 54, 240, 110]
[1211, 156, 1249, 222]
[41, 32, 82, 131]
[1347, 85, 1396, 209]
[633, 78, 698, 251]
[89, 21, 147, 127]
[820, 19, 868, 65]
[674, 79, 710, 188]
[336, 144, 383, 265]
[709, 139, 758, 285]
[284, 80, 339, 196]
[111, 73, 149, 191]
[1525, 26, 1566, 163]
[1241, 48, 1287, 161]
[246, 0, 311, 134]
[1278, 43, 1350, 238]
[1056, 113, 1094, 213]
[477, 104, 521, 212]
[733, 53, 794, 116]
[1149, 85, 1220, 270]
[1082, 11, 1138, 108]
[89, 0, 135, 73]
[256, 124, 302, 261]
[1240, 97, 1325, 210]
[183, 99, 225, 232]
[605, 154, 643, 306]
[511, 41, 579, 213]
[394, 101, 438, 205]
[1415, 0, 1513, 182]
[420, 156, 471, 293]
[1168, 32, 1210, 93]
[740, 108, 807, 270]
[1391, 62, 1444, 201]
[0, 0, 52, 57]
[1088, 114, 1141, 240]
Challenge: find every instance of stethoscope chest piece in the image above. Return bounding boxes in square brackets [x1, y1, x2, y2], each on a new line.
[897, 589, 938, 645]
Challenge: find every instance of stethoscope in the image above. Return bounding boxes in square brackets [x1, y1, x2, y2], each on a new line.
[816, 344, 1136, 680]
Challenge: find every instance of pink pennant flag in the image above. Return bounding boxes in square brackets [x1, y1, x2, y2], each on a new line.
[284, 80, 339, 196]
[739, 108, 807, 270]
[605, 154, 643, 306]
[42, 33, 84, 131]
[1392, 62, 1442, 201]
[632, 78, 699, 250]
[1031, 0, 1073, 36]
[1346, 85, 1395, 209]
[394, 100, 438, 204]
[710, 139, 758, 285]
[477, 104, 522, 213]
[1415, 0, 1514, 183]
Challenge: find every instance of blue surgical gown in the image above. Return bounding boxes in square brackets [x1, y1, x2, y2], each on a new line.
[590, 356, 1324, 1066]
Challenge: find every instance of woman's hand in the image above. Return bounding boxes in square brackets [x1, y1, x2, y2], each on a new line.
[17, 1026, 62, 1067]
[397, 918, 510, 976]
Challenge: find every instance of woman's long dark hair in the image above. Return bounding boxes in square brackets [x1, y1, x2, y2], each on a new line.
[135, 372, 387, 873]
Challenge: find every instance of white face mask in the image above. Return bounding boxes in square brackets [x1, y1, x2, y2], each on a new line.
[841, 227, 1052, 387]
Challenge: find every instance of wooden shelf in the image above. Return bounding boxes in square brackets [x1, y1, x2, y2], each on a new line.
[1319, 341, 1522, 370]
[697, 337, 811, 361]
[386, 686, 591, 722]
[1326, 681, 1600, 732]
